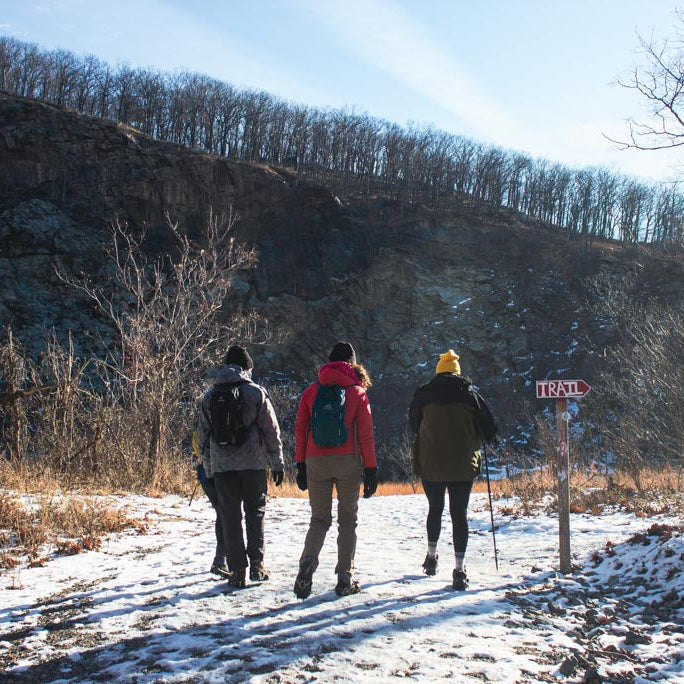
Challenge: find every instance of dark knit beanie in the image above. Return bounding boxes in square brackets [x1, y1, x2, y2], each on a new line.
[329, 341, 356, 364]
[224, 345, 253, 370]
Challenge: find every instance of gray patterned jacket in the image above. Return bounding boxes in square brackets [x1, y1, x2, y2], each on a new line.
[196, 364, 284, 476]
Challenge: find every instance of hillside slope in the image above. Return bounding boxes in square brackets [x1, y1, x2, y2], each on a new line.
[1, 92, 682, 445]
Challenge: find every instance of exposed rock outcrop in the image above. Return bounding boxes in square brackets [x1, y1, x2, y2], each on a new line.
[1, 92, 682, 444]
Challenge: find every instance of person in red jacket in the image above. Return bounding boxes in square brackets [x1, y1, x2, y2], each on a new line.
[293, 341, 377, 598]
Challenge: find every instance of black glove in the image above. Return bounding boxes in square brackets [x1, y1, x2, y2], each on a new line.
[272, 470, 284, 487]
[363, 467, 378, 499]
[296, 462, 307, 491]
[193, 458, 209, 483]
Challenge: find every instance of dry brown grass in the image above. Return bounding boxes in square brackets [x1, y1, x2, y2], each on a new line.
[491, 465, 684, 516]
[269, 480, 422, 499]
[0, 457, 64, 496]
[0, 492, 147, 573]
[0, 494, 47, 567]
[0, 453, 187, 498]
[270, 478, 533, 499]
[270, 465, 683, 517]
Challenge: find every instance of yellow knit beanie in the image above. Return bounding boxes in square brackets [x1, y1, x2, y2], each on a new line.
[436, 350, 461, 375]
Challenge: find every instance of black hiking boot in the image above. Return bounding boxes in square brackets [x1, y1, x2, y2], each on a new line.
[227, 568, 247, 589]
[249, 562, 270, 582]
[422, 554, 438, 576]
[452, 569, 468, 591]
[294, 558, 315, 599]
[334, 579, 361, 597]
[210, 560, 230, 578]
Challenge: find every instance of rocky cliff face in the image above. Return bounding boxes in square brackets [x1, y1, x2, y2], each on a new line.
[1, 93, 682, 445]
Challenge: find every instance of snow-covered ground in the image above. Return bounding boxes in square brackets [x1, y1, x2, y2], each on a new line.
[1, 492, 682, 683]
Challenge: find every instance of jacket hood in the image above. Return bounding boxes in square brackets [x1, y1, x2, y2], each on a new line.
[318, 361, 360, 387]
[427, 373, 473, 390]
[214, 364, 253, 385]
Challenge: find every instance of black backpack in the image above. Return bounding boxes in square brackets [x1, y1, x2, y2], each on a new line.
[209, 381, 254, 448]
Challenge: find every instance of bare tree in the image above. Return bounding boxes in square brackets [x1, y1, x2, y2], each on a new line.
[615, 13, 684, 152]
[0, 329, 32, 460]
[61, 211, 257, 487]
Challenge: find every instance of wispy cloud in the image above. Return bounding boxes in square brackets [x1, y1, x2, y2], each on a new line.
[294, 0, 520, 142]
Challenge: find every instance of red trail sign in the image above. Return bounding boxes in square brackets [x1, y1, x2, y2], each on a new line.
[536, 379, 591, 399]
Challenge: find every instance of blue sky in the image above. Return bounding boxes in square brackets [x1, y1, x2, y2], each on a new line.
[1, 0, 682, 182]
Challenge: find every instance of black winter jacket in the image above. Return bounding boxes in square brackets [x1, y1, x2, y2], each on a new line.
[409, 373, 496, 481]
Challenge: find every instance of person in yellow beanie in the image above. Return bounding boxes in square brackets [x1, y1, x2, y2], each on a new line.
[409, 350, 496, 590]
[436, 349, 461, 375]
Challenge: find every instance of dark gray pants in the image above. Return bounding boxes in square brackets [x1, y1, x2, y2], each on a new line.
[200, 477, 225, 559]
[214, 469, 267, 571]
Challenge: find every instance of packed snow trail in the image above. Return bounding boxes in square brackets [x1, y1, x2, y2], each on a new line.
[1, 493, 682, 682]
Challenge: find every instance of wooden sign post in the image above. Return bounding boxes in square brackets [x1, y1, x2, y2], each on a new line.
[556, 396, 570, 573]
[536, 379, 592, 574]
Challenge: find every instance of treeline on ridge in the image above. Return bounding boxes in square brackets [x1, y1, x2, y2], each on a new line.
[0, 34, 682, 247]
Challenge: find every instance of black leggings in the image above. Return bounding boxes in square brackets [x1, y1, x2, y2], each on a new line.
[423, 480, 473, 553]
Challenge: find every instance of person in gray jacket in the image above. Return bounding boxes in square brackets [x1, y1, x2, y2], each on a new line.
[196, 345, 284, 588]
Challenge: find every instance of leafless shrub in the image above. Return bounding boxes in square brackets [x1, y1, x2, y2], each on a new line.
[0, 329, 35, 461]
[62, 210, 255, 485]
[1, 210, 261, 492]
[582, 275, 684, 491]
[379, 431, 419, 492]
[260, 379, 301, 474]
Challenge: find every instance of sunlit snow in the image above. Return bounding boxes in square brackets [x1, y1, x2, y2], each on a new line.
[1, 493, 682, 682]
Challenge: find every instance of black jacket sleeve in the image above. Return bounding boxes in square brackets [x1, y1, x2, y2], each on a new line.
[408, 389, 424, 433]
[471, 389, 497, 443]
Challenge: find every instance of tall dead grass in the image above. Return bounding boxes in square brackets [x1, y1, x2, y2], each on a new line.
[0, 443, 188, 498]
[492, 464, 684, 516]
[0, 491, 147, 574]
[273, 465, 683, 516]
[270, 480, 426, 499]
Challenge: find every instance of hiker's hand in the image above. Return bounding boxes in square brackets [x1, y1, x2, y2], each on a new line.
[272, 470, 284, 487]
[296, 462, 307, 491]
[193, 458, 208, 483]
[363, 467, 378, 498]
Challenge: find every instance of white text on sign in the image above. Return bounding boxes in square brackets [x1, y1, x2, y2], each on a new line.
[535, 379, 591, 399]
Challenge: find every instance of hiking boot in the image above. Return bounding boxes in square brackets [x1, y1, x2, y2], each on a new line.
[452, 569, 468, 591]
[227, 568, 247, 589]
[294, 558, 315, 599]
[422, 554, 438, 576]
[210, 561, 230, 578]
[335, 579, 361, 597]
[250, 562, 270, 582]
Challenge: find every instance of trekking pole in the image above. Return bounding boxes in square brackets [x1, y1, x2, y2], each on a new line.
[188, 480, 199, 507]
[188, 430, 201, 506]
[482, 443, 499, 572]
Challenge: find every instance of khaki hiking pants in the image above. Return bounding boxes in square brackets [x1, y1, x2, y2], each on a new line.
[299, 453, 363, 579]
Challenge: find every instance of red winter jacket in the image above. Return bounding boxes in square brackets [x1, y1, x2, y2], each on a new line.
[295, 361, 377, 468]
